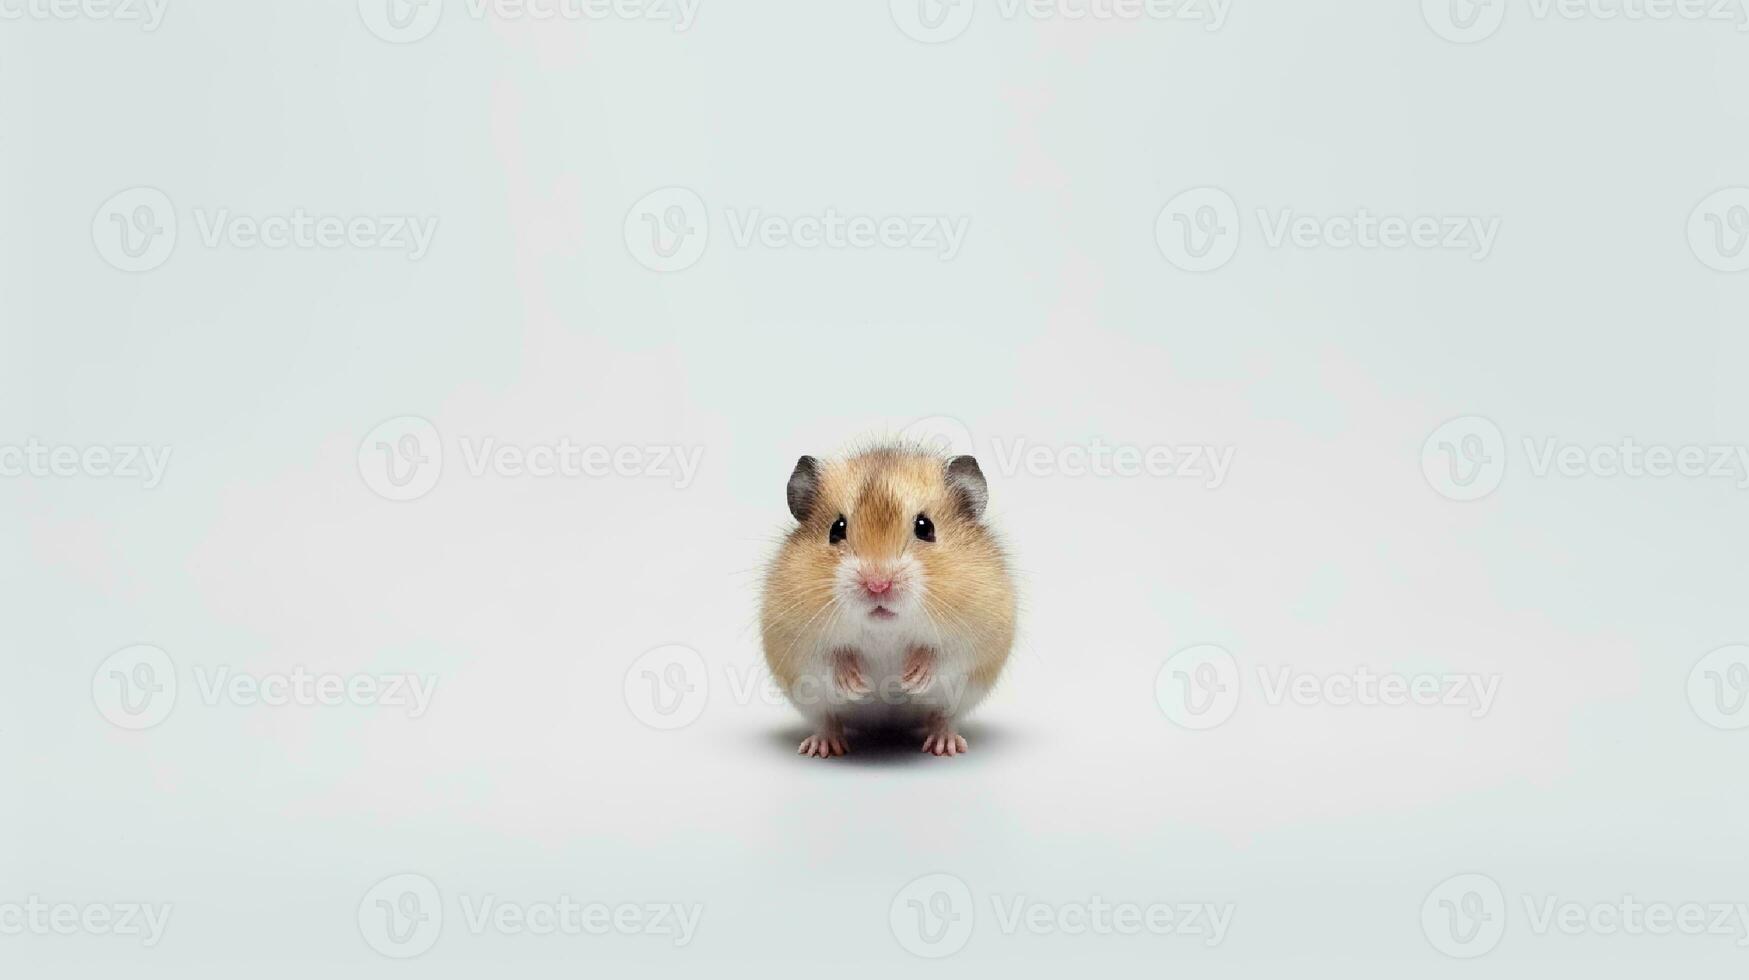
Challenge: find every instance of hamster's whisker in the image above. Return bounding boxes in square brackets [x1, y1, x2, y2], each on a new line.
[921, 592, 994, 644]
[773, 591, 844, 670]
[915, 592, 953, 656]
[758, 587, 836, 632]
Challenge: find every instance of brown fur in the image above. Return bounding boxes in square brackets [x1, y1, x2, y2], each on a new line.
[760, 444, 1016, 695]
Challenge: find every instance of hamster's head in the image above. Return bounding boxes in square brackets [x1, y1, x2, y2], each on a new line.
[780, 445, 997, 627]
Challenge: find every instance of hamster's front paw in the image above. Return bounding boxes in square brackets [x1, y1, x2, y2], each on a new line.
[900, 646, 936, 694]
[833, 650, 872, 697]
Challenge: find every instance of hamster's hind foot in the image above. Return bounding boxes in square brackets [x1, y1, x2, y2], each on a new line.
[921, 724, 968, 757]
[798, 726, 848, 759]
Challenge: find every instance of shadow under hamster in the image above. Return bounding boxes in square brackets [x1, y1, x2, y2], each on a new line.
[762, 721, 1017, 767]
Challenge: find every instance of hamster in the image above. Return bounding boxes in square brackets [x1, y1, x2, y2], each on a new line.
[760, 443, 1017, 758]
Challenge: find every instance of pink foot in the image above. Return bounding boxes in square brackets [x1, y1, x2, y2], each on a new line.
[798, 730, 848, 758]
[921, 728, 968, 757]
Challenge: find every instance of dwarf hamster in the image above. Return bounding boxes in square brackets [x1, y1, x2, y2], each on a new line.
[760, 443, 1017, 758]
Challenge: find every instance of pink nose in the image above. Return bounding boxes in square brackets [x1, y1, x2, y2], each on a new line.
[862, 576, 893, 597]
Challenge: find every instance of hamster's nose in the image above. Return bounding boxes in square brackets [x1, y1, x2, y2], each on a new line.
[861, 575, 893, 597]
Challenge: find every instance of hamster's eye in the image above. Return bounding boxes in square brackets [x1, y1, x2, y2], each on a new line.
[914, 514, 935, 542]
[829, 515, 847, 545]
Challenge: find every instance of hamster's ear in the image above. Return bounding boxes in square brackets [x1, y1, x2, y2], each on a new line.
[946, 455, 988, 519]
[786, 456, 820, 522]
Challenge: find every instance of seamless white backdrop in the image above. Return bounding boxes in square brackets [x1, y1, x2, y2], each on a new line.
[3, 0, 1748, 976]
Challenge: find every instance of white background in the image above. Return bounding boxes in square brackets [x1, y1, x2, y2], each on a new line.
[3, 0, 1749, 975]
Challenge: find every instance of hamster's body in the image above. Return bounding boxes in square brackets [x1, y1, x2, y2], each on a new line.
[760, 445, 1016, 757]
